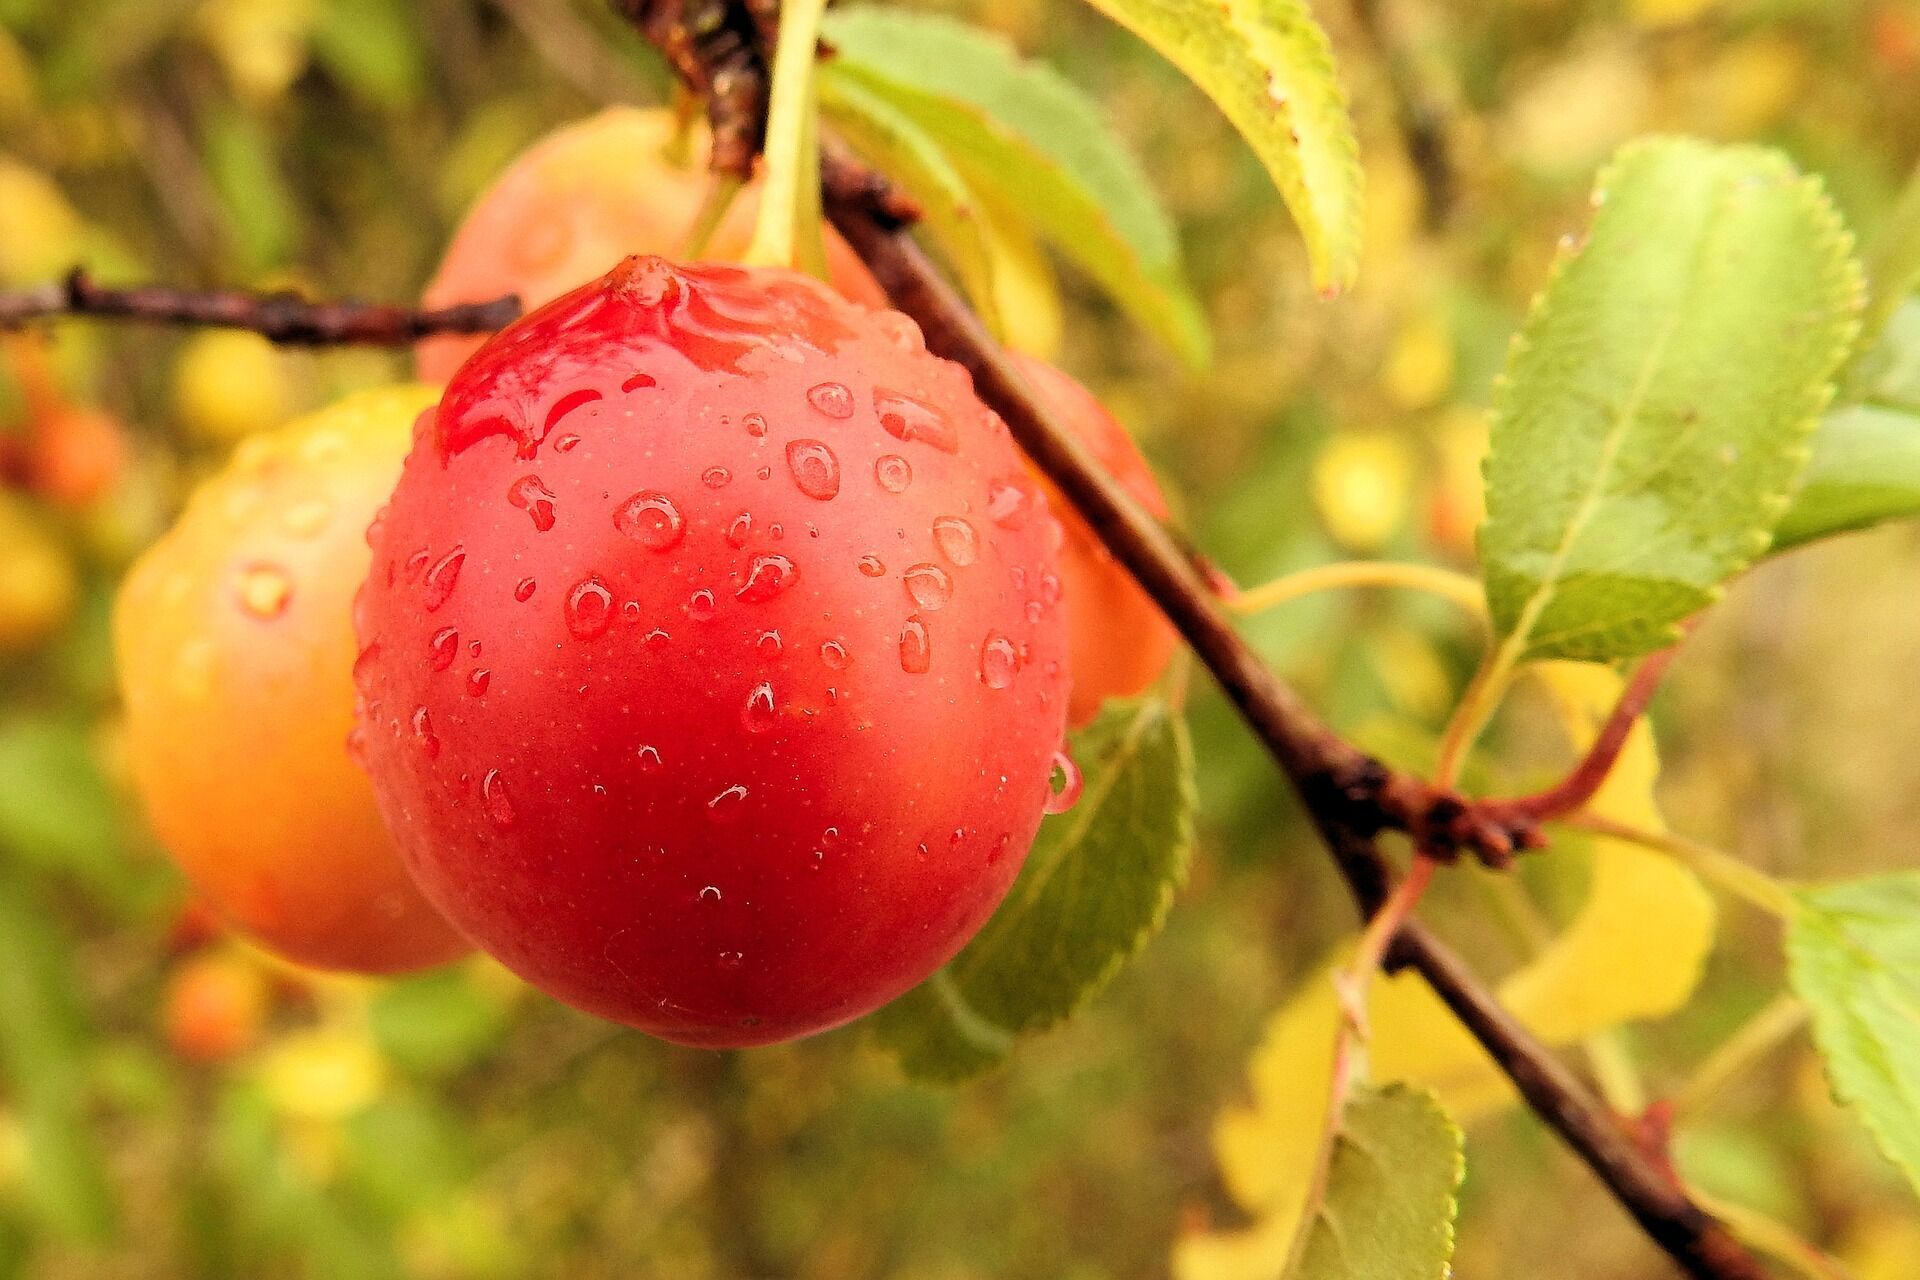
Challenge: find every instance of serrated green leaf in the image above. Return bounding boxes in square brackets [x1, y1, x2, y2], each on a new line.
[816, 72, 1004, 337]
[1787, 874, 1920, 1196]
[1480, 137, 1863, 663]
[1074, 0, 1361, 294]
[1772, 405, 1920, 551]
[1291, 1084, 1463, 1280]
[821, 8, 1207, 364]
[874, 697, 1194, 1081]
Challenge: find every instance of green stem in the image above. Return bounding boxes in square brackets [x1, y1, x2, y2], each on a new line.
[1690, 1188, 1856, 1280]
[1432, 636, 1519, 790]
[1671, 993, 1808, 1121]
[744, 0, 830, 273]
[1561, 814, 1798, 919]
[1227, 559, 1488, 622]
[681, 174, 746, 260]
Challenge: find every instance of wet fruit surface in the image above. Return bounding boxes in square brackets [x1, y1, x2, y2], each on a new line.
[356, 258, 1070, 1046]
[415, 107, 886, 383]
[115, 386, 470, 974]
[1009, 354, 1179, 725]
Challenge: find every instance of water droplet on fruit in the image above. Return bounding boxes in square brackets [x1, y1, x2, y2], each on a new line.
[429, 627, 460, 670]
[987, 831, 1013, 865]
[613, 491, 685, 550]
[507, 474, 558, 531]
[423, 547, 466, 610]
[235, 562, 292, 619]
[857, 555, 886, 578]
[482, 770, 516, 829]
[1045, 750, 1083, 814]
[875, 388, 958, 453]
[643, 628, 671, 651]
[874, 453, 913, 493]
[717, 949, 745, 970]
[552, 432, 582, 454]
[702, 465, 732, 489]
[785, 440, 840, 500]
[819, 638, 849, 669]
[411, 707, 441, 758]
[698, 885, 722, 903]
[467, 668, 491, 696]
[353, 641, 382, 682]
[281, 498, 331, 538]
[544, 388, 602, 441]
[726, 512, 753, 547]
[622, 371, 657, 393]
[756, 629, 782, 658]
[899, 616, 931, 674]
[735, 553, 796, 603]
[980, 632, 1018, 689]
[1040, 573, 1062, 607]
[686, 588, 717, 621]
[807, 382, 855, 419]
[637, 745, 663, 772]
[742, 682, 776, 733]
[744, 412, 769, 438]
[903, 563, 952, 611]
[566, 577, 614, 639]
[987, 477, 1029, 527]
[622, 600, 641, 624]
[932, 516, 978, 566]
[514, 577, 537, 602]
[707, 784, 748, 822]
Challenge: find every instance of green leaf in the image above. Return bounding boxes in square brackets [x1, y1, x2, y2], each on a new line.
[1073, 0, 1362, 294]
[874, 697, 1195, 1081]
[1772, 405, 1920, 551]
[0, 715, 123, 895]
[368, 969, 511, 1078]
[1787, 874, 1920, 1195]
[821, 7, 1208, 364]
[1480, 137, 1863, 663]
[1290, 1084, 1463, 1280]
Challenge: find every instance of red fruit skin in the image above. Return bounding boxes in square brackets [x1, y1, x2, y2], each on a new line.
[1009, 354, 1178, 726]
[354, 257, 1070, 1047]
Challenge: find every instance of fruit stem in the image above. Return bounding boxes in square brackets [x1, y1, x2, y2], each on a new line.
[682, 174, 746, 260]
[1227, 559, 1487, 624]
[1558, 814, 1799, 919]
[743, 0, 829, 276]
[1670, 993, 1808, 1123]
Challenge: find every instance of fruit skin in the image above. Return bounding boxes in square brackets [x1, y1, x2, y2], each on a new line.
[416, 107, 887, 384]
[114, 385, 469, 975]
[356, 257, 1070, 1047]
[1009, 354, 1178, 726]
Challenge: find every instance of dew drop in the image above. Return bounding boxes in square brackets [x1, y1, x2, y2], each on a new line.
[514, 577, 537, 602]
[552, 432, 582, 454]
[281, 498, 332, 538]
[467, 668, 491, 696]
[756, 629, 783, 658]
[785, 439, 841, 500]
[507, 474, 558, 531]
[744, 412, 769, 438]
[612, 491, 685, 550]
[411, 707, 441, 758]
[235, 562, 293, 619]
[988, 831, 1013, 865]
[353, 641, 382, 683]
[622, 600, 641, 624]
[468, 639, 482, 658]
[903, 563, 953, 611]
[874, 453, 913, 493]
[423, 547, 466, 611]
[565, 576, 615, 639]
[857, 554, 886, 577]
[544, 388, 601, 438]
[806, 382, 856, 419]
[735, 553, 796, 603]
[702, 465, 732, 489]
[643, 627, 671, 650]
[403, 548, 431, 582]
[482, 770, 516, 829]
[717, 949, 745, 970]
[698, 884, 722, 902]
[621, 371, 657, 393]
[1045, 749, 1084, 814]
[428, 627, 460, 671]
[686, 588, 717, 621]
[726, 512, 753, 548]
[979, 632, 1019, 689]
[875, 388, 959, 453]
[637, 744, 663, 772]
[1040, 573, 1062, 607]
[707, 784, 748, 823]
[742, 681, 776, 733]
[932, 516, 978, 567]
[819, 638, 849, 670]
[986, 477, 1030, 527]
[899, 615, 931, 674]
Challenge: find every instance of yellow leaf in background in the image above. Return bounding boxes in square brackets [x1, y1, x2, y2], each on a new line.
[1186, 664, 1717, 1266]
[1699, 35, 1809, 137]
[1311, 432, 1411, 552]
[1360, 151, 1421, 273]
[1628, 0, 1718, 29]
[194, 0, 317, 103]
[1504, 41, 1652, 176]
[0, 159, 85, 286]
[1382, 310, 1454, 411]
[172, 330, 298, 445]
[257, 1027, 387, 1123]
[978, 189, 1064, 360]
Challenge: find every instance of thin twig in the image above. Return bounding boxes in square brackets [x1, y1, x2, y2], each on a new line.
[0, 271, 521, 345]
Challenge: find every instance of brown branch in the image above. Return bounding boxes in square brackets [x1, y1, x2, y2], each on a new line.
[618, 6, 1765, 1276]
[0, 270, 521, 345]
[1485, 641, 1685, 825]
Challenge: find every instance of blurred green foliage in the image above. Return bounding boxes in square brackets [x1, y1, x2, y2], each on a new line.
[3, 0, 1920, 1276]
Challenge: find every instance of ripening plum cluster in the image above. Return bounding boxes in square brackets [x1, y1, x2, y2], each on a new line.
[115, 109, 1177, 1047]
